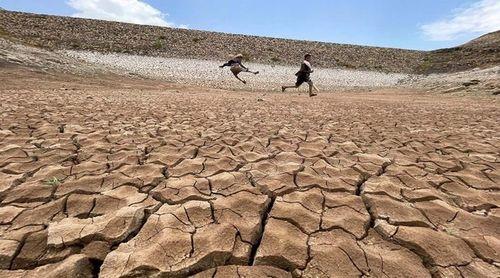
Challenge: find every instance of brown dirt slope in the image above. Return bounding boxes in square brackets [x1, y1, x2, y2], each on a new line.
[1, 10, 422, 73]
[0, 10, 498, 74]
[421, 31, 500, 73]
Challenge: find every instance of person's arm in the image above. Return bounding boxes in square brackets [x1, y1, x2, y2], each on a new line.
[219, 60, 233, 68]
[239, 62, 248, 70]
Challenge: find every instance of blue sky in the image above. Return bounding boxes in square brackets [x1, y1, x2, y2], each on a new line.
[1, 0, 499, 50]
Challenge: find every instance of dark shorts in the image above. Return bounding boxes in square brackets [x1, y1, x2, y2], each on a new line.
[296, 74, 311, 86]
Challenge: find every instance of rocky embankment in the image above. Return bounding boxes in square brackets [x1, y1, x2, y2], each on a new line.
[423, 31, 500, 73]
[2, 11, 498, 75]
[0, 10, 425, 73]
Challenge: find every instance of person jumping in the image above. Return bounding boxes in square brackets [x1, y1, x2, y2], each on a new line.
[220, 54, 259, 84]
[282, 53, 319, 97]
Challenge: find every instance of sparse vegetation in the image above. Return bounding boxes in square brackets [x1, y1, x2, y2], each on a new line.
[44, 177, 61, 186]
[270, 57, 281, 63]
[192, 37, 203, 43]
[153, 38, 164, 49]
[154, 35, 168, 49]
[444, 227, 458, 236]
[418, 57, 434, 73]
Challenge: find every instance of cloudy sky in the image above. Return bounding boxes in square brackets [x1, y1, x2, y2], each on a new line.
[1, 0, 499, 50]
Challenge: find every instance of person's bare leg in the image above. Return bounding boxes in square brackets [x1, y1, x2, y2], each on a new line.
[282, 85, 297, 92]
[312, 83, 320, 92]
[233, 73, 247, 84]
[308, 81, 317, 96]
[241, 68, 259, 75]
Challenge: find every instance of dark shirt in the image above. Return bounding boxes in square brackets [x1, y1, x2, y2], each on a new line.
[296, 60, 312, 77]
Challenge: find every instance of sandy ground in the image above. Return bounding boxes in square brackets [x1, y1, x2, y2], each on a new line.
[62, 50, 410, 91]
[0, 65, 499, 277]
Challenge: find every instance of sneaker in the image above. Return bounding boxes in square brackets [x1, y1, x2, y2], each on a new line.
[281, 86, 286, 92]
[309, 93, 317, 97]
[254, 71, 259, 75]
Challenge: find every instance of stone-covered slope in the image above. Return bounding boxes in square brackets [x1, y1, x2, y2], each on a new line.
[0, 10, 499, 74]
[0, 10, 424, 73]
[421, 31, 500, 73]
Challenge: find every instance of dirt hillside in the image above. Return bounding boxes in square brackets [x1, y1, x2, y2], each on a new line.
[421, 31, 500, 73]
[2, 11, 498, 74]
[0, 10, 423, 73]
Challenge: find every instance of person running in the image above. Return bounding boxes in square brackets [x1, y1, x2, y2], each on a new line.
[220, 54, 259, 84]
[282, 53, 319, 97]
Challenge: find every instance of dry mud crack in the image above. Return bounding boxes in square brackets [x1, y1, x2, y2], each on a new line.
[0, 84, 499, 278]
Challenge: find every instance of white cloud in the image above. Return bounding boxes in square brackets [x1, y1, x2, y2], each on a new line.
[67, 0, 186, 28]
[420, 0, 500, 41]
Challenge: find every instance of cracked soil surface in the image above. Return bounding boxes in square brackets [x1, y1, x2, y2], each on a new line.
[0, 69, 499, 277]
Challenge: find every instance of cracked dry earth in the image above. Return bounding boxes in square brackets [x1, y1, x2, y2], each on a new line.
[0, 83, 499, 278]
